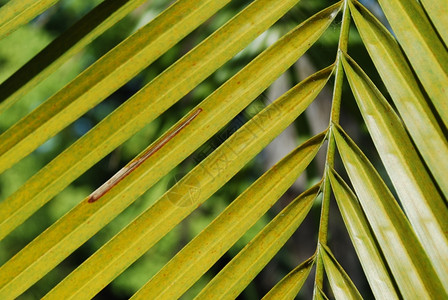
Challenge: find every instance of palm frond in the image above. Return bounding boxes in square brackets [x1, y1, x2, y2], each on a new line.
[0, 0, 59, 40]
[0, 0, 446, 298]
[376, 0, 448, 124]
[0, 0, 150, 113]
[262, 256, 314, 300]
[320, 244, 362, 300]
[328, 168, 400, 299]
[194, 185, 319, 300]
[333, 125, 447, 298]
[132, 135, 324, 299]
[348, 0, 448, 196]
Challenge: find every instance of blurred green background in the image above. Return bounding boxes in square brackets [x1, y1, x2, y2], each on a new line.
[0, 0, 388, 298]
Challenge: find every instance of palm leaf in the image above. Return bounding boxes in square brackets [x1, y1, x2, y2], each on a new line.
[418, 0, 448, 44]
[315, 286, 330, 300]
[262, 256, 314, 300]
[131, 134, 324, 299]
[333, 125, 447, 298]
[0, 68, 332, 300]
[341, 52, 448, 280]
[328, 168, 400, 299]
[376, 0, 448, 123]
[0, 0, 59, 40]
[0, 0, 339, 240]
[0, 0, 232, 172]
[348, 0, 448, 197]
[36, 67, 331, 299]
[0, 0, 446, 298]
[0, 0, 150, 113]
[194, 185, 319, 300]
[320, 244, 363, 300]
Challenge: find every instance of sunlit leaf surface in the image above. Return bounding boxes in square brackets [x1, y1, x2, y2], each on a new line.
[0, 0, 446, 298]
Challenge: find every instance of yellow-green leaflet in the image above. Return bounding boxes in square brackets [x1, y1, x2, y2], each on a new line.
[328, 168, 400, 300]
[341, 52, 448, 282]
[0, 0, 231, 173]
[0, 0, 59, 40]
[376, 0, 448, 123]
[320, 244, 363, 300]
[262, 257, 314, 300]
[131, 133, 325, 299]
[195, 185, 319, 300]
[315, 286, 330, 300]
[418, 0, 448, 45]
[41, 66, 332, 300]
[348, 0, 448, 197]
[333, 125, 448, 298]
[0, 0, 337, 241]
[0, 0, 446, 299]
[0, 0, 149, 113]
[0, 24, 333, 300]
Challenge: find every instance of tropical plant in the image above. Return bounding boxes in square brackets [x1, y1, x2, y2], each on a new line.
[0, 0, 446, 299]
